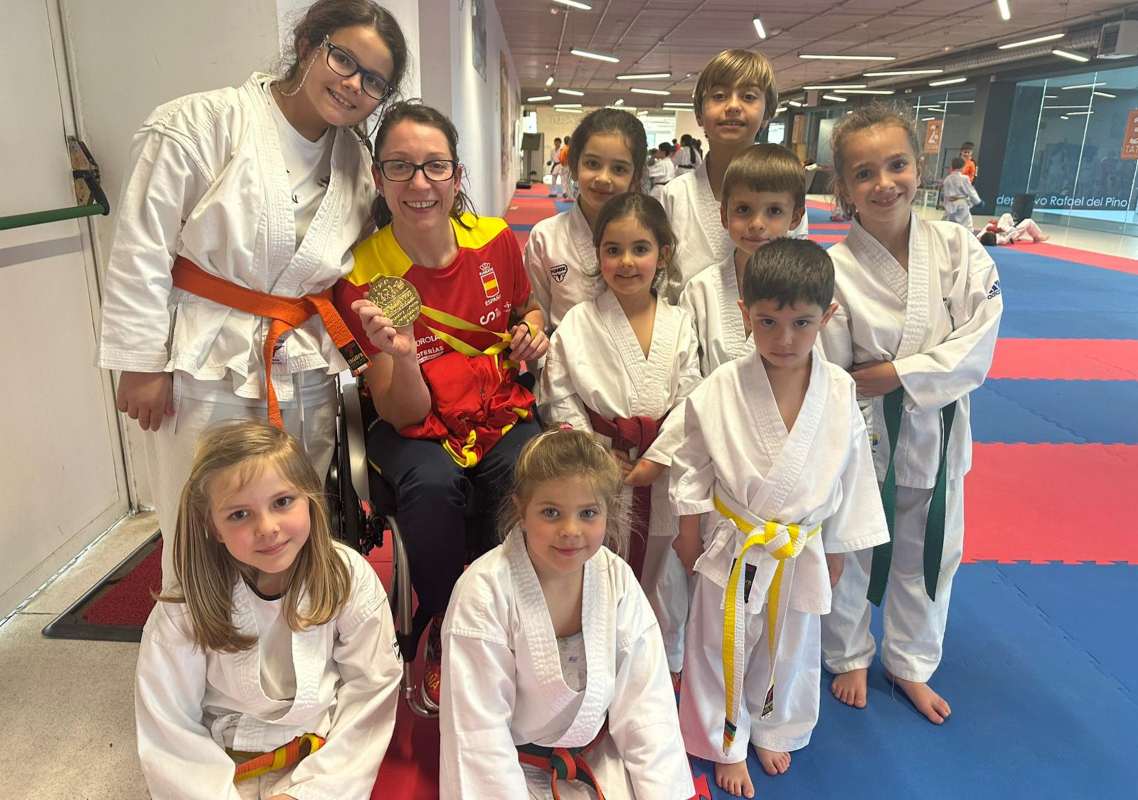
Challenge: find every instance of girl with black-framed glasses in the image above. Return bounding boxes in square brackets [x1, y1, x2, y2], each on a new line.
[102, 7, 408, 793]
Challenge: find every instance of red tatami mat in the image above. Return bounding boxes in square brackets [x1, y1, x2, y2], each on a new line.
[506, 204, 557, 226]
[810, 233, 845, 244]
[989, 338, 1138, 381]
[1010, 242, 1138, 276]
[964, 443, 1138, 565]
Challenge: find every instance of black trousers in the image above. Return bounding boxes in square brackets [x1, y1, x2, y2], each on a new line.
[367, 417, 541, 639]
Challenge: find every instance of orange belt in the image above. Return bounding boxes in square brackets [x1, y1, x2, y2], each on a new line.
[171, 256, 369, 428]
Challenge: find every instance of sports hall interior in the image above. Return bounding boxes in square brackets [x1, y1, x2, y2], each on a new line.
[2, 1, 1135, 798]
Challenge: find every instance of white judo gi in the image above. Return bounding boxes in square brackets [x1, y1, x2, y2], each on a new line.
[676, 253, 751, 377]
[134, 544, 402, 800]
[658, 160, 809, 303]
[820, 214, 1002, 683]
[97, 73, 376, 586]
[941, 171, 982, 229]
[522, 203, 604, 329]
[538, 291, 703, 672]
[986, 213, 1047, 245]
[439, 529, 695, 799]
[670, 351, 888, 761]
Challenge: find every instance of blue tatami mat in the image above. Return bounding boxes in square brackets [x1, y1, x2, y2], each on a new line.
[985, 249, 1138, 340]
[690, 563, 1138, 800]
[970, 380, 1138, 444]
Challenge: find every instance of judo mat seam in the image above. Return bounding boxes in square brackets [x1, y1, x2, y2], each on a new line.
[976, 380, 1091, 443]
[990, 563, 1136, 708]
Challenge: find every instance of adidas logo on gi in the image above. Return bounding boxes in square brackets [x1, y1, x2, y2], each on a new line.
[986, 280, 1001, 299]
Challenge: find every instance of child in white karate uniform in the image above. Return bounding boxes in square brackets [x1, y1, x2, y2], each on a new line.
[439, 429, 695, 799]
[658, 49, 808, 303]
[671, 239, 888, 798]
[97, 0, 408, 588]
[524, 110, 648, 329]
[134, 421, 401, 800]
[540, 192, 702, 675]
[679, 143, 807, 376]
[941, 157, 982, 229]
[821, 103, 1003, 725]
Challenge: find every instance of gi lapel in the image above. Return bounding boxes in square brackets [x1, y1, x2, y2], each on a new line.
[715, 256, 749, 361]
[505, 530, 589, 719]
[694, 161, 733, 263]
[567, 203, 598, 277]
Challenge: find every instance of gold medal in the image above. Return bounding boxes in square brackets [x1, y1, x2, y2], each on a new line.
[367, 276, 422, 328]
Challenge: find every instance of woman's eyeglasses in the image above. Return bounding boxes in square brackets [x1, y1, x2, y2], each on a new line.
[378, 160, 459, 182]
[323, 36, 391, 101]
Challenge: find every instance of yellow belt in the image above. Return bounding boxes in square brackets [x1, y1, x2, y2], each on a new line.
[713, 493, 820, 755]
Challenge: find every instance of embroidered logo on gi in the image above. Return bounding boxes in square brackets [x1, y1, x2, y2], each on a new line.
[550, 263, 569, 283]
[479, 262, 501, 304]
[987, 280, 1001, 299]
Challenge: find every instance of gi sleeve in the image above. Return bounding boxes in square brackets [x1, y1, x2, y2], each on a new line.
[284, 553, 402, 800]
[892, 231, 1003, 413]
[97, 124, 214, 371]
[537, 323, 592, 432]
[645, 310, 704, 466]
[609, 573, 696, 799]
[439, 581, 526, 799]
[822, 383, 890, 554]
[522, 228, 554, 327]
[669, 389, 717, 516]
[134, 603, 243, 800]
[819, 299, 854, 370]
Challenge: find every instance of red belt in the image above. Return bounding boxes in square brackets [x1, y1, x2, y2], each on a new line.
[171, 256, 369, 428]
[586, 410, 661, 579]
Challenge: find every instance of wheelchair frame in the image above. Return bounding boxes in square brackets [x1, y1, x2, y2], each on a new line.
[329, 378, 438, 718]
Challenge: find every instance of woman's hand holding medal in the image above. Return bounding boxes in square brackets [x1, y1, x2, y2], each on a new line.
[351, 276, 423, 359]
[507, 319, 549, 363]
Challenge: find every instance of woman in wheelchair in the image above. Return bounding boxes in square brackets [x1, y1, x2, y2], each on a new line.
[334, 101, 549, 712]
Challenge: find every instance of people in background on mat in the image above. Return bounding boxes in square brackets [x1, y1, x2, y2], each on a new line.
[670, 239, 889, 799]
[960, 140, 977, 182]
[941, 157, 982, 230]
[135, 421, 401, 800]
[674, 134, 703, 171]
[547, 135, 563, 195]
[538, 193, 702, 680]
[677, 143, 807, 377]
[648, 142, 677, 190]
[657, 48, 809, 305]
[439, 428, 696, 799]
[978, 212, 1050, 246]
[821, 103, 1003, 727]
[96, 0, 408, 590]
[334, 101, 549, 716]
[523, 109, 648, 330]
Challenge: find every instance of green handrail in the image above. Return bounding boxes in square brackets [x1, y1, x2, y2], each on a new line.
[0, 169, 110, 232]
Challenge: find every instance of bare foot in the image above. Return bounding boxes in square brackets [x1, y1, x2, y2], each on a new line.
[714, 759, 754, 798]
[754, 745, 791, 776]
[831, 668, 868, 708]
[887, 672, 952, 724]
[1037, 233, 1051, 242]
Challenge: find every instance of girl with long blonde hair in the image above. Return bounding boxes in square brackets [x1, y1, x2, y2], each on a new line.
[134, 420, 401, 800]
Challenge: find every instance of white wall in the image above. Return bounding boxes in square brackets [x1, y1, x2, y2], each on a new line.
[420, 0, 521, 217]
[0, 0, 131, 616]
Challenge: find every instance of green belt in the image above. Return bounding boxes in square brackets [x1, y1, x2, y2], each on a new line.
[867, 387, 956, 606]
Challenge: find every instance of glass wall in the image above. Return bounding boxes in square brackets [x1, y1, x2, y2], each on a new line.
[997, 64, 1138, 235]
